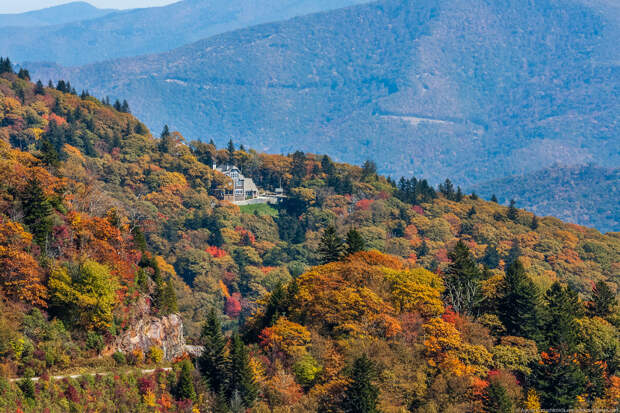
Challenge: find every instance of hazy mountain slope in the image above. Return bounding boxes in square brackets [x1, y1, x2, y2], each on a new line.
[471, 165, 620, 233]
[28, 0, 619, 189]
[0, 2, 115, 28]
[0, 0, 370, 66]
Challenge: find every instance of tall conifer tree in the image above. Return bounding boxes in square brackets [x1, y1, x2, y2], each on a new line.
[198, 309, 229, 393]
[345, 228, 365, 255]
[22, 176, 54, 249]
[228, 333, 257, 407]
[498, 259, 541, 341]
[341, 354, 379, 413]
[318, 225, 345, 264]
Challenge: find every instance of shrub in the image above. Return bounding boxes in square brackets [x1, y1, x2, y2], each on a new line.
[148, 346, 164, 364]
[86, 331, 105, 353]
[112, 351, 126, 365]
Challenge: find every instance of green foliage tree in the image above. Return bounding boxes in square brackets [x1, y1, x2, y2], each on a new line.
[587, 280, 616, 318]
[228, 333, 257, 407]
[532, 350, 587, 410]
[17, 68, 30, 80]
[34, 80, 45, 95]
[345, 228, 365, 255]
[318, 225, 345, 264]
[490, 194, 498, 203]
[530, 214, 539, 230]
[361, 160, 377, 181]
[19, 377, 35, 399]
[227, 139, 235, 163]
[444, 240, 482, 315]
[482, 244, 500, 269]
[48, 260, 118, 330]
[21, 176, 54, 249]
[161, 280, 178, 314]
[541, 282, 583, 352]
[176, 359, 197, 401]
[497, 259, 541, 341]
[438, 178, 456, 200]
[198, 309, 229, 394]
[341, 354, 379, 413]
[0, 57, 13, 74]
[158, 124, 172, 153]
[507, 199, 518, 221]
[483, 380, 512, 413]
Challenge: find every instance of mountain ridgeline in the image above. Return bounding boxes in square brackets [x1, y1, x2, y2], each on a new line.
[470, 164, 620, 233]
[0, 0, 370, 66]
[0, 2, 115, 28]
[26, 0, 619, 191]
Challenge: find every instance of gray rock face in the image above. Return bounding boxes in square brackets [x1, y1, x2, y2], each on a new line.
[109, 313, 187, 360]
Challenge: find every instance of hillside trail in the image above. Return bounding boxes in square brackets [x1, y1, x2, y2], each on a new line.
[8, 367, 172, 383]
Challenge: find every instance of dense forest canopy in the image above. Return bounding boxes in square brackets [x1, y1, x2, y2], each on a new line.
[0, 65, 618, 412]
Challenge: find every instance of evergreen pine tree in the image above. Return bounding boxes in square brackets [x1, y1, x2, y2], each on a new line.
[175, 359, 197, 401]
[455, 186, 463, 202]
[498, 259, 541, 341]
[470, 191, 479, 200]
[444, 240, 482, 315]
[21, 176, 54, 249]
[213, 391, 230, 413]
[121, 100, 130, 113]
[158, 125, 172, 153]
[530, 214, 539, 230]
[588, 280, 616, 318]
[542, 282, 583, 352]
[483, 380, 512, 413]
[227, 139, 235, 164]
[532, 349, 587, 410]
[318, 225, 345, 264]
[438, 178, 456, 200]
[345, 228, 365, 255]
[198, 309, 229, 394]
[0, 57, 13, 74]
[228, 333, 257, 407]
[19, 377, 35, 399]
[505, 239, 522, 265]
[34, 80, 45, 95]
[17, 68, 30, 80]
[39, 138, 60, 167]
[341, 354, 379, 413]
[490, 194, 498, 203]
[209, 228, 225, 247]
[417, 239, 429, 257]
[361, 160, 377, 181]
[162, 280, 178, 313]
[321, 155, 335, 176]
[482, 244, 500, 269]
[467, 206, 477, 217]
[507, 199, 518, 221]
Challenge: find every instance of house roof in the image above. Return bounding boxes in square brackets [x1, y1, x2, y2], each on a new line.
[243, 178, 259, 193]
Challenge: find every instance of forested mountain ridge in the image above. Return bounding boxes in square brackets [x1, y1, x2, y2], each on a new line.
[471, 164, 620, 233]
[0, 67, 619, 411]
[0, 0, 370, 66]
[0, 2, 115, 28]
[27, 0, 619, 191]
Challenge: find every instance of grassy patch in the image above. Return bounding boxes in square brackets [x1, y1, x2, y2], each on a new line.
[239, 203, 278, 217]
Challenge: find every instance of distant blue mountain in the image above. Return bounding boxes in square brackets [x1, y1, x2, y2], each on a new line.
[0, 0, 370, 66]
[0, 2, 116, 28]
[29, 0, 619, 189]
[470, 165, 620, 233]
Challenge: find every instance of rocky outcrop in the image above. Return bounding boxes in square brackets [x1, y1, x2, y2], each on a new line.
[107, 313, 186, 360]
